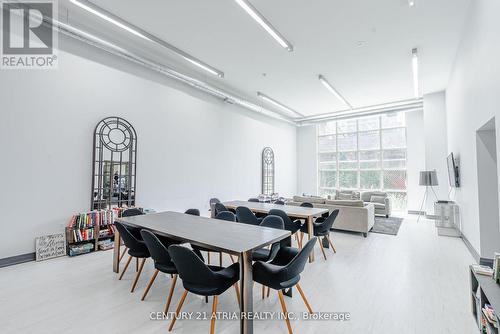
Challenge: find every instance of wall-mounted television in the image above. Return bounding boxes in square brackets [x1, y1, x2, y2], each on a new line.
[447, 153, 460, 187]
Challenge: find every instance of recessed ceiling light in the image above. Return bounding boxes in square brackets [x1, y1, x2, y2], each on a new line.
[408, 0, 415, 7]
[257, 92, 303, 117]
[235, 0, 293, 51]
[412, 48, 419, 97]
[70, 0, 224, 77]
[318, 75, 352, 109]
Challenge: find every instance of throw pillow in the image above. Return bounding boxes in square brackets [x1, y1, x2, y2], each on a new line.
[370, 195, 386, 204]
[338, 193, 352, 200]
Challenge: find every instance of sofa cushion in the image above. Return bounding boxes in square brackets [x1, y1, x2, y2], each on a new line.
[293, 195, 326, 204]
[373, 203, 386, 210]
[370, 195, 386, 204]
[325, 199, 364, 207]
[337, 193, 353, 200]
[361, 191, 388, 202]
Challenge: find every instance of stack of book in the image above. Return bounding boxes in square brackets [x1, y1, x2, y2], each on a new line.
[482, 304, 498, 331]
[472, 264, 494, 277]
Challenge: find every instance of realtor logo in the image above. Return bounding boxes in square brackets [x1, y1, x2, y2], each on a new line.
[1, 0, 58, 69]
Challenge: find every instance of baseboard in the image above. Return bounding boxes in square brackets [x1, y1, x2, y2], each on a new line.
[0, 253, 35, 268]
[461, 234, 480, 264]
[407, 210, 426, 215]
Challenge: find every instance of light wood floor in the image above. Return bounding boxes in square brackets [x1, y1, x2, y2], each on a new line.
[0, 215, 477, 334]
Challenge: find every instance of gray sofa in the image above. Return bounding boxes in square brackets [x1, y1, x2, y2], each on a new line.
[287, 195, 375, 237]
[360, 191, 392, 217]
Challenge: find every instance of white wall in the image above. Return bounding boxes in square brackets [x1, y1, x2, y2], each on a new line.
[0, 36, 297, 259]
[296, 125, 317, 195]
[406, 109, 426, 211]
[446, 0, 500, 256]
[423, 91, 449, 212]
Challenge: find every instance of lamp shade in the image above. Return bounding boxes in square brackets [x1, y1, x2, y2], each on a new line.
[419, 170, 439, 186]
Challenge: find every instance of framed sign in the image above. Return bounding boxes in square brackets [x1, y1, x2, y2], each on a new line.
[35, 233, 66, 261]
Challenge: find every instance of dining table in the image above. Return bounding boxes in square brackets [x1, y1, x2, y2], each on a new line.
[222, 200, 329, 262]
[113, 210, 290, 334]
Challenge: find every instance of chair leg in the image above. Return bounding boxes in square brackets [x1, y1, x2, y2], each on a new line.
[119, 247, 128, 262]
[119, 255, 133, 280]
[131, 258, 146, 293]
[164, 274, 178, 314]
[296, 283, 313, 314]
[168, 290, 188, 331]
[261, 285, 265, 299]
[210, 295, 218, 334]
[318, 241, 327, 260]
[219, 252, 223, 267]
[326, 235, 337, 253]
[267, 286, 270, 298]
[234, 283, 240, 306]
[207, 251, 211, 264]
[141, 269, 159, 301]
[136, 257, 139, 272]
[277, 290, 293, 334]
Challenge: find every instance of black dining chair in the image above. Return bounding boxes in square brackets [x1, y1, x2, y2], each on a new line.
[300, 202, 313, 208]
[119, 208, 145, 266]
[140, 230, 179, 314]
[115, 222, 150, 293]
[253, 237, 317, 334]
[300, 209, 339, 260]
[248, 197, 260, 202]
[214, 202, 229, 216]
[252, 215, 284, 262]
[167, 245, 240, 333]
[235, 206, 263, 225]
[185, 208, 200, 216]
[268, 209, 302, 247]
[253, 238, 317, 334]
[274, 200, 285, 205]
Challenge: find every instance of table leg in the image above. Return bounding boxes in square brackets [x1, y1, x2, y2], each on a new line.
[307, 216, 315, 262]
[113, 230, 120, 273]
[239, 251, 253, 334]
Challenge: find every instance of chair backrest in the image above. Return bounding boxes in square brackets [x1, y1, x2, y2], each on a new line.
[209, 198, 221, 205]
[215, 211, 236, 222]
[248, 198, 260, 202]
[185, 208, 200, 216]
[259, 215, 284, 261]
[214, 202, 228, 216]
[260, 215, 284, 230]
[140, 230, 173, 266]
[274, 200, 285, 205]
[168, 245, 216, 286]
[319, 209, 339, 231]
[114, 221, 142, 249]
[121, 208, 143, 217]
[236, 206, 259, 225]
[300, 202, 313, 208]
[282, 237, 317, 279]
[268, 209, 294, 230]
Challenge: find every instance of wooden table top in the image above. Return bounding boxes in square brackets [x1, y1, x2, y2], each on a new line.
[117, 211, 290, 255]
[223, 200, 329, 218]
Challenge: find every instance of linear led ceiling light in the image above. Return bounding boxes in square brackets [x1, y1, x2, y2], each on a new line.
[70, 0, 224, 77]
[318, 75, 352, 109]
[412, 48, 419, 97]
[235, 0, 293, 51]
[257, 92, 303, 117]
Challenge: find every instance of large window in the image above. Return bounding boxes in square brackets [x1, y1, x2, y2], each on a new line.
[318, 113, 407, 210]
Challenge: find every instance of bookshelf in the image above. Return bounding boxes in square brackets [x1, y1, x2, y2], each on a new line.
[470, 265, 500, 333]
[66, 208, 124, 256]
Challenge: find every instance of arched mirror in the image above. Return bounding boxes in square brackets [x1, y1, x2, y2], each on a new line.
[262, 147, 275, 195]
[91, 117, 137, 210]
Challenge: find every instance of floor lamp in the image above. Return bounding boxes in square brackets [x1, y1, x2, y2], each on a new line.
[418, 170, 439, 222]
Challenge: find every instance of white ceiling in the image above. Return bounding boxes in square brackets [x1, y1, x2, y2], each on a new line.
[60, 0, 471, 119]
